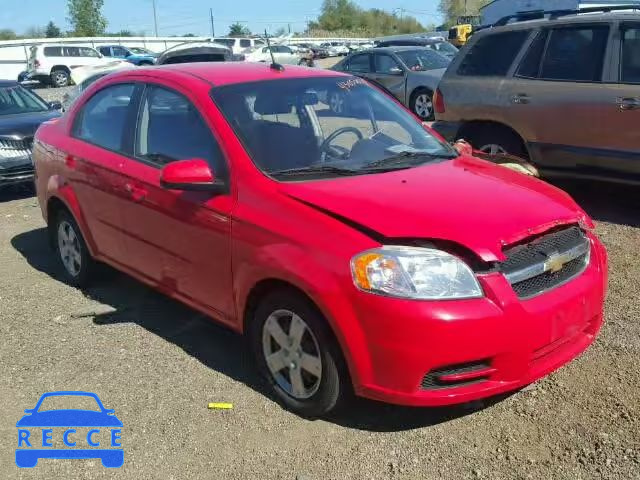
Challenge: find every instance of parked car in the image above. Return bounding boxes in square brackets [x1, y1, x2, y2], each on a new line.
[376, 37, 459, 59]
[321, 42, 349, 56]
[97, 45, 157, 65]
[156, 42, 233, 65]
[433, 7, 640, 184]
[26, 44, 119, 87]
[0, 80, 60, 188]
[245, 45, 307, 65]
[331, 47, 451, 120]
[213, 37, 266, 54]
[305, 45, 330, 59]
[34, 62, 607, 417]
[128, 46, 158, 56]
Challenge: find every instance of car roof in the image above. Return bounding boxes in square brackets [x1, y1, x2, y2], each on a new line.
[112, 62, 349, 86]
[483, 10, 640, 33]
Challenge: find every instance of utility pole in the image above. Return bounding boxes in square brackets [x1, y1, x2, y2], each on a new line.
[288, 23, 291, 34]
[210, 8, 215, 37]
[151, 0, 159, 37]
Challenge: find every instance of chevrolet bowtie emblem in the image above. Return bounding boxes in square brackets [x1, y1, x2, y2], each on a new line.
[544, 252, 568, 273]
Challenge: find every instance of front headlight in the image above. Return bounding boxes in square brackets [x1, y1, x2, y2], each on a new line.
[351, 246, 483, 300]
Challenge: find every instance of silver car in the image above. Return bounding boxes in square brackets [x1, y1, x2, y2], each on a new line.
[331, 47, 451, 120]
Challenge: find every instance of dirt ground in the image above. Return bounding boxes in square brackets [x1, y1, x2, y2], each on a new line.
[0, 176, 638, 480]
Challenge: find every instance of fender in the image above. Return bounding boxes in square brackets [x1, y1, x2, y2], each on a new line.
[234, 242, 374, 387]
[46, 175, 98, 258]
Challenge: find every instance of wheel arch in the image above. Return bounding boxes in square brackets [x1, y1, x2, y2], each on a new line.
[50, 65, 71, 74]
[457, 120, 529, 157]
[46, 189, 97, 257]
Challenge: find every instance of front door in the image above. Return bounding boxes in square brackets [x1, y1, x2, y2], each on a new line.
[118, 83, 234, 322]
[370, 52, 406, 104]
[66, 82, 140, 262]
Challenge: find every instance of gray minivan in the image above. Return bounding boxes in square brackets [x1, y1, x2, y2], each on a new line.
[433, 8, 640, 184]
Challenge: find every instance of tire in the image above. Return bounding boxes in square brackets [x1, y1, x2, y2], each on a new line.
[463, 125, 527, 158]
[410, 88, 435, 121]
[52, 209, 94, 287]
[50, 68, 70, 88]
[249, 289, 349, 417]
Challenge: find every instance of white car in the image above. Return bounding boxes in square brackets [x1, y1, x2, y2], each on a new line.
[212, 37, 266, 55]
[27, 44, 122, 87]
[245, 45, 305, 65]
[321, 42, 350, 56]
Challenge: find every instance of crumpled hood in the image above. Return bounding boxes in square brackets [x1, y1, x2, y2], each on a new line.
[279, 156, 587, 262]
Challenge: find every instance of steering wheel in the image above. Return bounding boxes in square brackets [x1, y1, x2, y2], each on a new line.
[320, 127, 364, 160]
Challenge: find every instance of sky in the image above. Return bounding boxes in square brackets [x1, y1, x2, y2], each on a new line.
[1, 0, 444, 37]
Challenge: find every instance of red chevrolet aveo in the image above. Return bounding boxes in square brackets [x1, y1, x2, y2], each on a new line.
[34, 63, 607, 417]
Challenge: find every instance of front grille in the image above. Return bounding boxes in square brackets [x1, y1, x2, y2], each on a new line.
[420, 360, 492, 390]
[501, 226, 590, 299]
[0, 137, 33, 159]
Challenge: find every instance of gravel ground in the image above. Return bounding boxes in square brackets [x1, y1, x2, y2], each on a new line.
[0, 177, 638, 479]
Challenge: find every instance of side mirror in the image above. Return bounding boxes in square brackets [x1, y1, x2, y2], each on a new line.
[160, 158, 224, 192]
[49, 101, 62, 110]
[389, 66, 404, 75]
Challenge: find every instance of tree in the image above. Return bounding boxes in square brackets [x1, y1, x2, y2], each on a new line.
[67, 0, 107, 36]
[228, 22, 251, 37]
[0, 29, 17, 40]
[24, 26, 45, 38]
[45, 21, 62, 38]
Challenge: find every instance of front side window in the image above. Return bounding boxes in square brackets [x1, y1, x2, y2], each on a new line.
[396, 49, 451, 71]
[0, 85, 49, 115]
[79, 47, 100, 58]
[348, 54, 371, 73]
[374, 54, 402, 74]
[240, 39, 251, 48]
[73, 83, 135, 152]
[112, 46, 128, 57]
[43, 46, 63, 57]
[98, 46, 111, 56]
[136, 86, 226, 176]
[211, 77, 456, 181]
[458, 30, 530, 77]
[516, 30, 549, 78]
[540, 26, 609, 82]
[620, 25, 640, 83]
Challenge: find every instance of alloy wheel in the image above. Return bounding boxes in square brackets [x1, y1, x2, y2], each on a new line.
[57, 220, 82, 277]
[414, 93, 433, 119]
[262, 309, 322, 399]
[52, 71, 68, 87]
[479, 144, 508, 155]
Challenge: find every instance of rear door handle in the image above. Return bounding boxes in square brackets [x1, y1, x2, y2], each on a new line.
[616, 97, 640, 110]
[125, 183, 147, 202]
[511, 94, 531, 105]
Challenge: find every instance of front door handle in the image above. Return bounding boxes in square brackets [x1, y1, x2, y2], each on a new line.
[511, 94, 531, 105]
[125, 183, 147, 202]
[616, 97, 640, 110]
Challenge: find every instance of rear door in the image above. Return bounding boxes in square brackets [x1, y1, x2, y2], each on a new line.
[502, 24, 618, 175]
[370, 52, 406, 103]
[118, 83, 234, 321]
[66, 82, 141, 262]
[342, 53, 373, 80]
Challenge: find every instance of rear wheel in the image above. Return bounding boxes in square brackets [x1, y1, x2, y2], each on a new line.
[410, 89, 434, 121]
[52, 209, 94, 287]
[250, 289, 349, 417]
[50, 68, 70, 87]
[463, 125, 527, 158]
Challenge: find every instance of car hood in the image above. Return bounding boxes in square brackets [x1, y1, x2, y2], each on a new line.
[0, 110, 60, 138]
[278, 156, 586, 262]
[16, 410, 123, 427]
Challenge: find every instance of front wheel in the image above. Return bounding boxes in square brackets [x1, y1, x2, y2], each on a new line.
[250, 290, 349, 417]
[410, 89, 434, 121]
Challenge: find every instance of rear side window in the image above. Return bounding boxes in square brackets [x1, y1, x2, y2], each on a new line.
[516, 30, 549, 78]
[240, 39, 251, 48]
[135, 86, 226, 176]
[457, 30, 530, 76]
[43, 46, 63, 57]
[73, 83, 136, 152]
[374, 54, 401, 74]
[540, 26, 609, 82]
[64, 47, 80, 57]
[620, 25, 640, 83]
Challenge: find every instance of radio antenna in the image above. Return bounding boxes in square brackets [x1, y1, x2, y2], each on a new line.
[265, 30, 284, 72]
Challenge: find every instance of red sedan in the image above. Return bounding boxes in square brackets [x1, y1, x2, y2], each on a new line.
[34, 63, 608, 417]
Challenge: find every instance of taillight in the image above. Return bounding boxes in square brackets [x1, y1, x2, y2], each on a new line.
[434, 88, 445, 114]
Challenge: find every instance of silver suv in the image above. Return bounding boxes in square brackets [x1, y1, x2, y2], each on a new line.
[433, 7, 640, 184]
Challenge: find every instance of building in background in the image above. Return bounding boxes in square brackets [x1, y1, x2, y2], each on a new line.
[481, 0, 640, 25]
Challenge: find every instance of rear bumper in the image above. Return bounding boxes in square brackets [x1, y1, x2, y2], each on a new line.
[348, 235, 607, 407]
[431, 120, 462, 142]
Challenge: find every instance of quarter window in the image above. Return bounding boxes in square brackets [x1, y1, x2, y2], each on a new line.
[540, 26, 609, 82]
[136, 86, 226, 176]
[458, 30, 530, 77]
[73, 83, 136, 152]
[240, 39, 251, 48]
[43, 46, 63, 57]
[621, 26, 640, 83]
[348, 54, 371, 73]
[374, 54, 401, 74]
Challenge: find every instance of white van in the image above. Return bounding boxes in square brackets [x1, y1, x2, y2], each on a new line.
[27, 44, 119, 87]
[212, 37, 266, 55]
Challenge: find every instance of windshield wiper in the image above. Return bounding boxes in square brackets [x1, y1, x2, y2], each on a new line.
[363, 151, 453, 170]
[269, 165, 360, 177]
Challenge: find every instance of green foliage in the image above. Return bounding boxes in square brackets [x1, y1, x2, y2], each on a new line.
[45, 21, 62, 38]
[67, 0, 108, 36]
[313, 0, 425, 36]
[438, 0, 491, 27]
[0, 29, 18, 40]
[228, 23, 251, 37]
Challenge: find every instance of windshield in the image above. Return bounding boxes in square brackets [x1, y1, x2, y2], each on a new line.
[428, 41, 458, 55]
[211, 76, 456, 181]
[0, 85, 49, 115]
[396, 50, 451, 71]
